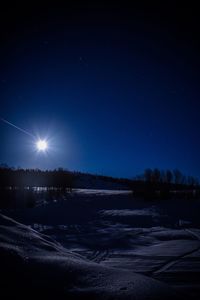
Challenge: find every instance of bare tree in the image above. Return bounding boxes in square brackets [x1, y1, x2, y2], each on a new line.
[152, 168, 161, 183]
[166, 170, 173, 184]
[144, 168, 153, 182]
[173, 169, 183, 185]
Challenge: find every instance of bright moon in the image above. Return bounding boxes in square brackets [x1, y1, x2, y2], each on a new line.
[36, 139, 48, 151]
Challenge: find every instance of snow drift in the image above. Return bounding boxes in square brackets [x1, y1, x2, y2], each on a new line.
[0, 213, 181, 299]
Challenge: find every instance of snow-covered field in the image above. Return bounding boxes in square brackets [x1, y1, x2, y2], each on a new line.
[1, 189, 200, 299]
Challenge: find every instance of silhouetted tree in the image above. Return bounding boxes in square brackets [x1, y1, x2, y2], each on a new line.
[187, 175, 199, 187]
[152, 168, 161, 183]
[173, 169, 183, 185]
[165, 170, 173, 184]
[144, 168, 153, 182]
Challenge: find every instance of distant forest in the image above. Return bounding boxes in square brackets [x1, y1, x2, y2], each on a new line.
[133, 168, 199, 186]
[0, 165, 199, 190]
[131, 168, 200, 200]
[0, 165, 199, 208]
[0, 166, 74, 189]
[0, 164, 129, 189]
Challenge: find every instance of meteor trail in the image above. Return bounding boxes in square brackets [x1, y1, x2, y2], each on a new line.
[0, 118, 35, 138]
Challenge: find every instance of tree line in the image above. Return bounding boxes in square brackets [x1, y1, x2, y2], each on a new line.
[131, 168, 200, 200]
[0, 165, 131, 189]
[0, 166, 74, 189]
[135, 168, 199, 187]
[0, 165, 199, 190]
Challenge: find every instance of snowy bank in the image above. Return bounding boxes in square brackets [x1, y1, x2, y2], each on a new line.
[0, 213, 181, 299]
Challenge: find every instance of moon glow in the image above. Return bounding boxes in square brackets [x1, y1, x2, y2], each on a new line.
[36, 139, 48, 151]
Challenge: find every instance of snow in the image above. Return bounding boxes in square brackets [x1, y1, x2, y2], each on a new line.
[100, 207, 159, 217]
[1, 189, 200, 299]
[73, 189, 131, 195]
[0, 214, 180, 299]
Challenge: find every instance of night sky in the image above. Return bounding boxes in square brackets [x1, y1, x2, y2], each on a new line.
[0, 2, 200, 178]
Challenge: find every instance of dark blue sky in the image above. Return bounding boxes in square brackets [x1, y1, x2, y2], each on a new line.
[0, 3, 200, 178]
